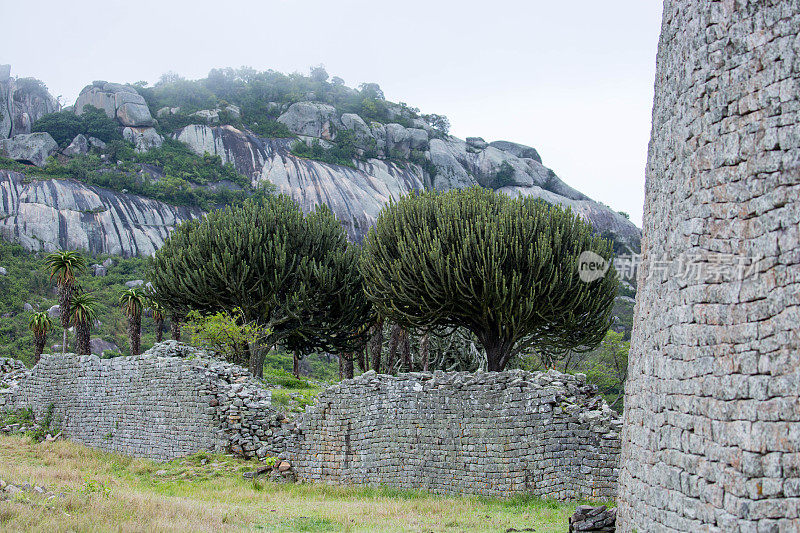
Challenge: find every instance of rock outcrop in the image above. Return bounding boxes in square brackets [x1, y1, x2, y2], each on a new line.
[489, 140, 542, 162]
[173, 122, 640, 246]
[122, 126, 163, 152]
[277, 102, 340, 140]
[0, 170, 201, 256]
[0, 133, 58, 167]
[74, 81, 162, 151]
[0, 66, 60, 140]
[75, 82, 154, 127]
[63, 134, 89, 156]
[0, 69, 640, 254]
[173, 125, 425, 241]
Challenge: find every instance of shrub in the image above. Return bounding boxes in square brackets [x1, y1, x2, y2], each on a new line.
[31, 105, 122, 146]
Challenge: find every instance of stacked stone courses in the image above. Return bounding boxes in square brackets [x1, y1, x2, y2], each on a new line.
[3, 344, 287, 461]
[617, 1, 800, 531]
[1, 346, 621, 499]
[293, 369, 621, 499]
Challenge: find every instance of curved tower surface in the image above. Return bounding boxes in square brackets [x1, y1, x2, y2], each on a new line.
[617, 1, 800, 531]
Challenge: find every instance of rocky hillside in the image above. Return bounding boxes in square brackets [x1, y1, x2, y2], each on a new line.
[0, 170, 201, 256]
[0, 65, 641, 255]
[0, 65, 59, 140]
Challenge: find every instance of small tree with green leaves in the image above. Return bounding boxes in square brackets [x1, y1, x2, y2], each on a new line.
[70, 292, 97, 356]
[119, 288, 145, 355]
[45, 250, 87, 354]
[577, 330, 629, 410]
[360, 186, 618, 371]
[28, 312, 53, 363]
[185, 308, 270, 367]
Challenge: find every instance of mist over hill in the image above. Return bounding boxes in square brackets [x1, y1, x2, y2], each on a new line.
[1, 64, 640, 255]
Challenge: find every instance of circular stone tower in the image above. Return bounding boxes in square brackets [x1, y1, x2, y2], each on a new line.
[617, 1, 800, 531]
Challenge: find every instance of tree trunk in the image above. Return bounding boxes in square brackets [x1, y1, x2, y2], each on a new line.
[170, 314, 181, 341]
[155, 317, 164, 343]
[247, 343, 264, 377]
[483, 335, 513, 372]
[343, 353, 354, 379]
[420, 331, 430, 372]
[292, 352, 301, 378]
[369, 318, 384, 373]
[128, 314, 141, 355]
[58, 282, 73, 355]
[34, 334, 46, 364]
[399, 329, 411, 372]
[387, 323, 402, 373]
[75, 322, 91, 355]
[356, 348, 367, 372]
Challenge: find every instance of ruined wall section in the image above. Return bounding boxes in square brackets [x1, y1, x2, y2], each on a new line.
[617, 1, 800, 531]
[2, 344, 286, 462]
[293, 369, 621, 499]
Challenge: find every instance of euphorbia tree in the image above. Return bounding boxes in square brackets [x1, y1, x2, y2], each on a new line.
[28, 311, 53, 363]
[120, 288, 145, 355]
[70, 292, 97, 355]
[360, 186, 618, 371]
[149, 195, 374, 377]
[45, 250, 87, 354]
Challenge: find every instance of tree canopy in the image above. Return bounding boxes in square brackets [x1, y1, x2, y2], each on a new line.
[359, 186, 618, 371]
[148, 195, 374, 376]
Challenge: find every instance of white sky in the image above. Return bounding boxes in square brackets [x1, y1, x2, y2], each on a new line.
[3, 0, 663, 226]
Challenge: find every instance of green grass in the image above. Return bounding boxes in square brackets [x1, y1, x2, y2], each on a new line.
[0, 435, 603, 532]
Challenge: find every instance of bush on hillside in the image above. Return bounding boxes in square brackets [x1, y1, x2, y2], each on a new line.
[32, 106, 122, 146]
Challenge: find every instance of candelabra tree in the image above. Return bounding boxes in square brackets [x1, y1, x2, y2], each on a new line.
[149, 195, 374, 377]
[360, 186, 618, 371]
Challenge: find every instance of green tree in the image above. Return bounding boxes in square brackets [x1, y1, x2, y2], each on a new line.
[149, 195, 373, 377]
[80, 105, 123, 143]
[70, 292, 97, 356]
[28, 311, 53, 364]
[577, 330, 629, 410]
[360, 187, 617, 371]
[32, 112, 84, 146]
[119, 288, 145, 355]
[45, 250, 87, 354]
[185, 308, 270, 367]
[31, 106, 122, 146]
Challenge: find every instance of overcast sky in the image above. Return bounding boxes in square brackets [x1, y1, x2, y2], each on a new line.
[3, 0, 663, 226]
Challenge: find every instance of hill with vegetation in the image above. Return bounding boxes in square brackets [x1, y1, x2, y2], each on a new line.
[0, 64, 640, 253]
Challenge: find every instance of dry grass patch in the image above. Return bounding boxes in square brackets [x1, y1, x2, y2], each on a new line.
[0, 435, 607, 532]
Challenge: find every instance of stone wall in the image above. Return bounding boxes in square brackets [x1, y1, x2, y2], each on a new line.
[1, 343, 288, 461]
[617, 1, 800, 531]
[2, 346, 621, 499]
[292, 369, 621, 499]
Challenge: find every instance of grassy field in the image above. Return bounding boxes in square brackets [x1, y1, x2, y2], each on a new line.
[0, 435, 604, 532]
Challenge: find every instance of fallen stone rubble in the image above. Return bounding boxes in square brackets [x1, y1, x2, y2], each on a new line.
[569, 505, 616, 532]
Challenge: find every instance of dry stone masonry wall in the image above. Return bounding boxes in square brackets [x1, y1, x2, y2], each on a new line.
[617, 1, 800, 531]
[292, 369, 621, 499]
[2, 343, 287, 461]
[2, 346, 621, 499]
